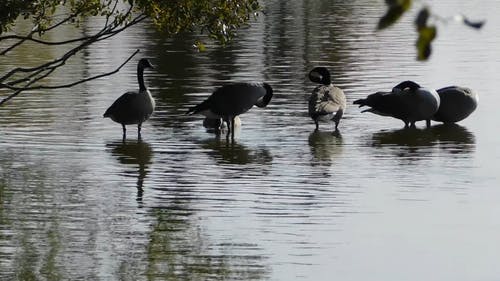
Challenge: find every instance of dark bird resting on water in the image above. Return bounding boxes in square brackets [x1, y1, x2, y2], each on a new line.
[432, 86, 478, 123]
[103, 58, 155, 140]
[353, 80, 440, 128]
[308, 67, 346, 131]
[186, 82, 273, 139]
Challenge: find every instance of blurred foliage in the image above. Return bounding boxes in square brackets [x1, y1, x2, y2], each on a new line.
[0, 0, 261, 47]
[378, 0, 485, 60]
[377, 0, 412, 30]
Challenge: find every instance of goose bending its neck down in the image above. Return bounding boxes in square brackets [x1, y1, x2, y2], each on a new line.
[103, 58, 155, 140]
[308, 67, 346, 131]
[186, 82, 273, 140]
[353, 80, 440, 128]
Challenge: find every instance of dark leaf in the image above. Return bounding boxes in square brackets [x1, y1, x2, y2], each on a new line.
[415, 7, 430, 31]
[378, 0, 412, 30]
[416, 26, 437, 60]
[463, 16, 486, 29]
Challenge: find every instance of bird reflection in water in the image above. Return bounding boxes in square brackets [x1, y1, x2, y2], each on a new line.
[308, 130, 343, 167]
[106, 140, 153, 206]
[371, 124, 475, 160]
[200, 137, 272, 166]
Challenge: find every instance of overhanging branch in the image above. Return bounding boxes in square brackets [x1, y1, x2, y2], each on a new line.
[0, 49, 140, 106]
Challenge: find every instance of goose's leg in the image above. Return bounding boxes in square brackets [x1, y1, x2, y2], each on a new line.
[426, 119, 431, 128]
[138, 123, 142, 140]
[410, 122, 416, 128]
[224, 117, 231, 140]
[231, 116, 236, 141]
[122, 124, 127, 141]
[403, 121, 409, 128]
[334, 120, 339, 132]
[315, 120, 319, 131]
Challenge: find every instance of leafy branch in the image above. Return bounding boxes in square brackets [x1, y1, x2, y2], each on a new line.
[377, 0, 485, 60]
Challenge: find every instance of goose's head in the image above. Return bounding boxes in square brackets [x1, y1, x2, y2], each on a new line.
[256, 83, 273, 108]
[309, 67, 331, 85]
[138, 58, 154, 70]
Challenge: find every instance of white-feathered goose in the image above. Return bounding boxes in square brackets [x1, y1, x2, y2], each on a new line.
[308, 67, 346, 131]
[186, 82, 273, 139]
[353, 80, 440, 128]
[103, 58, 155, 140]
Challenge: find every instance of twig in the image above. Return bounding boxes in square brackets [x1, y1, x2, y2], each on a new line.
[0, 49, 140, 106]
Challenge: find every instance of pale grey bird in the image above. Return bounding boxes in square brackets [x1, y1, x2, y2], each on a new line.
[186, 82, 273, 140]
[353, 80, 440, 128]
[103, 58, 155, 140]
[432, 86, 478, 123]
[308, 67, 346, 131]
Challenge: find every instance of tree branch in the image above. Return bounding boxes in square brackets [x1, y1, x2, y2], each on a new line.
[0, 49, 140, 106]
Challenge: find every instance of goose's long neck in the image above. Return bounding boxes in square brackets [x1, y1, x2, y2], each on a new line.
[137, 65, 146, 92]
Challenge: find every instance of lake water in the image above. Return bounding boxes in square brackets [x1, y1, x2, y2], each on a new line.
[1, 0, 499, 280]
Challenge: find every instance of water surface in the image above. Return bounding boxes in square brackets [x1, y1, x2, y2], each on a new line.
[1, 0, 499, 280]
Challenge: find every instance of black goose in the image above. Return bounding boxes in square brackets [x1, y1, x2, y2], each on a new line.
[186, 82, 273, 140]
[353, 80, 440, 128]
[308, 67, 346, 131]
[432, 86, 478, 123]
[103, 58, 155, 140]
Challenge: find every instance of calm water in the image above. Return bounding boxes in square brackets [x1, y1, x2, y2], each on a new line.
[1, 1, 499, 280]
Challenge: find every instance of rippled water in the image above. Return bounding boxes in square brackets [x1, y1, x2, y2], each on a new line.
[1, 0, 499, 280]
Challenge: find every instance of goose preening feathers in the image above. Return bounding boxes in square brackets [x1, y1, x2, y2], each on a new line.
[308, 67, 347, 131]
[432, 86, 478, 123]
[186, 82, 273, 139]
[353, 80, 440, 128]
[103, 58, 155, 140]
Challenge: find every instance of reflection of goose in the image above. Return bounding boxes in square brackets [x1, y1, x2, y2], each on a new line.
[308, 67, 346, 131]
[308, 130, 343, 166]
[428, 123, 476, 154]
[106, 140, 153, 203]
[104, 59, 155, 140]
[186, 82, 273, 140]
[200, 138, 272, 165]
[432, 86, 478, 123]
[354, 81, 440, 128]
[371, 124, 475, 156]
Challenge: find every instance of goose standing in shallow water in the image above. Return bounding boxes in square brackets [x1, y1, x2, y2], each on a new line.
[186, 82, 273, 140]
[103, 58, 155, 140]
[308, 67, 346, 131]
[353, 80, 440, 128]
[432, 86, 478, 123]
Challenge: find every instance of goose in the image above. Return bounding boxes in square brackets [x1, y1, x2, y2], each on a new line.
[308, 67, 346, 131]
[432, 86, 478, 123]
[103, 58, 155, 140]
[353, 80, 440, 128]
[186, 82, 273, 139]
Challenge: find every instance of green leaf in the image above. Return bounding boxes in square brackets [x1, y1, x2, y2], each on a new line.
[377, 0, 412, 30]
[416, 26, 437, 60]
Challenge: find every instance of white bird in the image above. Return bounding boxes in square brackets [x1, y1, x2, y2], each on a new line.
[432, 86, 478, 123]
[308, 67, 346, 131]
[353, 80, 440, 128]
[103, 58, 155, 140]
[186, 82, 273, 139]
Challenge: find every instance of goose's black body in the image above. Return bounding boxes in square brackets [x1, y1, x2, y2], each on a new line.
[104, 58, 155, 140]
[353, 80, 440, 128]
[432, 86, 478, 123]
[186, 82, 273, 139]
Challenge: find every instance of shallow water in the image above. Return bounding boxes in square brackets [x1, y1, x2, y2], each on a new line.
[1, 0, 499, 280]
